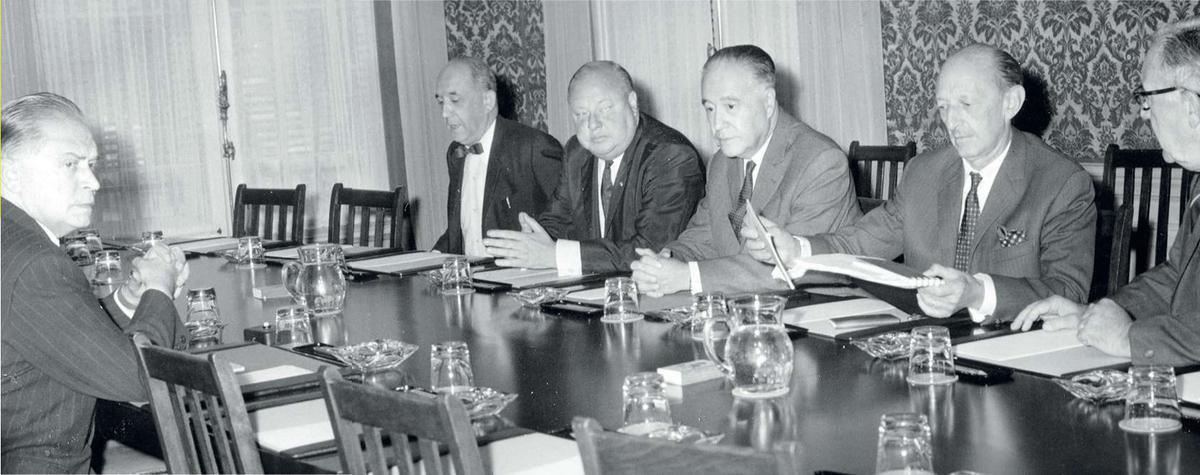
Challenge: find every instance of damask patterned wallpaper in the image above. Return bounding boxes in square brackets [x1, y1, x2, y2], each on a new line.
[881, 0, 1200, 161]
[443, 0, 549, 132]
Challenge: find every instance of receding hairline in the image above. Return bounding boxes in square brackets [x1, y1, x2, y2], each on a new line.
[441, 57, 496, 92]
[568, 61, 635, 99]
[940, 44, 1023, 90]
[1, 93, 91, 163]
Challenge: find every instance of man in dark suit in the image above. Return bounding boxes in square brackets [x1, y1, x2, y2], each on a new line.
[1, 93, 187, 473]
[1014, 19, 1200, 365]
[431, 57, 563, 256]
[481, 61, 704, 273]
[631, 45, 861, 295]
[746, 45, 1097, 322]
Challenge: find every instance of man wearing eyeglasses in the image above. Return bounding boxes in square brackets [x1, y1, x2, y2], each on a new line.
[1013, 18, 1200, 365]
[743, 44, 1097, 322]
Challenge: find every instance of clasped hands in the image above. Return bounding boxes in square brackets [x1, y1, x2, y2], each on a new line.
[739, 215, 984, 318]
[1012, 296, 1133, 358]
[118, 243, 189, 308]
[483, 212, 557, 269]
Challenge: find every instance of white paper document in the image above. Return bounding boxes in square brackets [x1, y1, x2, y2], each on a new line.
[173, 237, 241, 253]
[474, 267, 572, 288]
[781, 298, 908, 338]
[346, 251, 479, 274]
[264, 244, 358, 260]
[479, 433, 584, 475]
[956, 329, 1130, 377]
[236, 364, 312, 386]
[779, 254, 942, 289]
[1179, 371, 1200, 405]
[251, 399, 334, 452]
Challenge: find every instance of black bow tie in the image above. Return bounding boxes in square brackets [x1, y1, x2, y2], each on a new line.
[453, 142, 484, 159]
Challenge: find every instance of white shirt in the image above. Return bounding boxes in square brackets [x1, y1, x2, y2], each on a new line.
[459, 118, 497, 258]
[555, 154, 625, 275]
[688, 128, 774, 294]
[792, 138, 1013, 320]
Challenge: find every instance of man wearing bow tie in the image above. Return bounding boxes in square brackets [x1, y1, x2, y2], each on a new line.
[431, 57, 563, 256]
[745, 44, 1097, 322]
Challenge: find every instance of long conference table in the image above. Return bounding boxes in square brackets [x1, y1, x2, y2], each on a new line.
[98, 252, 1200, 474]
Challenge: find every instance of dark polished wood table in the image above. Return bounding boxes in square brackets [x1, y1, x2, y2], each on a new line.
[113, 255, 1200, 474]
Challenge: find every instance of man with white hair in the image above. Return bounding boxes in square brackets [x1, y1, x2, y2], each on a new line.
[1, 93, 187, 473]
[1014, 18, 1200, 365]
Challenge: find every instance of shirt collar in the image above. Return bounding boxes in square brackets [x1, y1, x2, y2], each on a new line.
[961, 135, 1011, 181]
[744, 126, 775, 170]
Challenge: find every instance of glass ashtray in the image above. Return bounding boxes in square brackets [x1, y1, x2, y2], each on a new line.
[327, 339, 419, 370]
[645, 424, 725, 445]
[220, 249, 241, 264]
[653, 306, 695, 326]
[1053, 369, 1132, 404]
[421, 269, 447, 286]
[455, 387, 518, 419]
[851, 332, 912, 360]
[508, 287, 569, 307]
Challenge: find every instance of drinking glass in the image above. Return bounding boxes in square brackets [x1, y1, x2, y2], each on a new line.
[689, 292, 727, 341]
[602, 277, 641, 323]
[431, 341, 474, 395]
[91, 251, 126, 285]
[184, 287, 225, 349]
[907, 326, 957, 385]
[273, 305, 314, 349]
[77, 228, 103, 252]
[63, 236, 93, 267]
[236, 236, 265, 269]
[621, 372, 672, 435]
[704, 295, 792, 398]
[133, 230, 164, 255]
[875, 413, 934, 475]
[440, 256, 474, 295]
[1119, 365, 1182, 433]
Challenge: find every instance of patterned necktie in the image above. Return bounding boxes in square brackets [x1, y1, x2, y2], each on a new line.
[452, 142, 484, 159]
[954, 172, 983, 271]
[728, 161, 757, 239]
[600, 159, 614, 218]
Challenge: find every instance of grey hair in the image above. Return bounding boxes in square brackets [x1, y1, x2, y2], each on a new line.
[1152, 18, 1200, 89]
[447, 56, 496, 92]
[954, 44, 1023, 89]
[568, 60, 635, 97]
[703, 44, 776, 89]
[1, 92, 86, 162]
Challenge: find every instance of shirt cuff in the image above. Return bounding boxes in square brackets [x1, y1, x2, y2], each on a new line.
[968, 273, 997, 322]
[688, 261, 703, 295]
[555, 239, 583, 276]
[789, 236, 813, 267]
[114, 286, 137, 320]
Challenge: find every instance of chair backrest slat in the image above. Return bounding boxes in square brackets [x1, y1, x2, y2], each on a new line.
[1109, 204, 1135, 293]
[847, 140, 916, 201]
[1102, 145, 1198, 282]
[133, 333, 264, 474]
[327, 183, 412, 250]
[232, 183, 306, 244]
[318, 367, 483, 475]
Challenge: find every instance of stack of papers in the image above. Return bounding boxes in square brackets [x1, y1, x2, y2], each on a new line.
[956, 329, 1130, 377]
[250, 398, 334, 453]
[173, 237, 241, 253]
[264, 244, 360, 260]
[474, 267, 591, 289]
[347, 251, 476, 275]
[781, 298, 908, 338]
[480, 433, 583, 475]
[781, 254, 942, 289]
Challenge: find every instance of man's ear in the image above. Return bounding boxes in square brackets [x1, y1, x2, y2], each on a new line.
[1, 159, 23, 196]
[763, 86, 778, 117]
[626, 90, 639, 116]
[484, 89, 498, 112]
[1184, 89, 1200, 130]
[1002, 84, 1026, 121]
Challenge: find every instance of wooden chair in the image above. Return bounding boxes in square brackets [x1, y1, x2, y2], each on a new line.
[1106, 203, 1136, 294]
[232, 184, 306, 244]
[132, 333, 263, 474]
[1102, 145, 1197, 276]
[848, 140, 917, 200]
[572, 417, 800, 475]
[318, 367, 483, 475]
[327, 183, 413, 249]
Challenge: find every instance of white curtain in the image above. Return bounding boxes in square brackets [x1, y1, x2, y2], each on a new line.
[2, 0, 227, 239]
[219, 0, 389, 242]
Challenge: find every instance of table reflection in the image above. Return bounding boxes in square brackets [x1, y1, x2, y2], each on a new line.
[725, 394, 799, 451]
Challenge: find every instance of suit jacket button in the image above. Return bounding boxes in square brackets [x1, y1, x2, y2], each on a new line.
[1144, 349, 1155, 359]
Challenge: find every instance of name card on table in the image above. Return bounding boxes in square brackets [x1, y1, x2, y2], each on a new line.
[956, 329, 1130, 377]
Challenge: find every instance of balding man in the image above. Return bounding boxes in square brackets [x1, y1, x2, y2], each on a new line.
[632, 45, 861, 295]
[482, 61, 704, 273]
[1, 93, 187, 472]
[432, 57, 563, 256]
[747, 44, 1096, 321]
[1015, 19, 1200, 365]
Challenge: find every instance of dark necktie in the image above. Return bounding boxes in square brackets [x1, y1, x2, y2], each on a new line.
[728, 161, 757, 239]
[452, 142, 484, 159]
[954, 172, 983, 271]
[600, 159, 614, 219]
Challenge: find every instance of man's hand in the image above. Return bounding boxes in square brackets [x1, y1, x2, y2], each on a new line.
[630, 248, 690, 297]
[740, 215, 799, 265]
[915, 264, 983, 318]
[121, 244, 184, 306]
[1076, 298, 1133, 358]
[1011, 295, 1086, 332]
[482, 212, 556, 269]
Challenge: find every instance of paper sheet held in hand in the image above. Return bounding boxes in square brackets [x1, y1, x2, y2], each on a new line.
[776, 254, 943, 289]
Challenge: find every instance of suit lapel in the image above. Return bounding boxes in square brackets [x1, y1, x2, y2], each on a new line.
[936, 157, 964, 264]
[749, 112, 794, 211]
[481, 118, 507, 229]
[970, 131, 1027, 257]
[604, 118, 648, 235]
